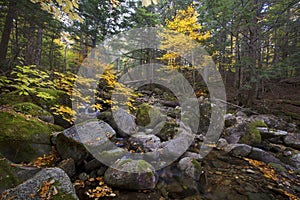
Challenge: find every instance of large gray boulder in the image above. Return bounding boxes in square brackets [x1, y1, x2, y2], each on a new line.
[2, 168, 78, 200]
[104, 159, 158, 190]
[55, 120, 116, 163]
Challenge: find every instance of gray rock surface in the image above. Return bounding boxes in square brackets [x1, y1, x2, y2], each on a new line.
[2, 168, 78, 200]
[104, 159, 158, 190]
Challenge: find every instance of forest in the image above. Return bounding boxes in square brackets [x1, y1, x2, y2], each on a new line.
[0, 0, 299, 199]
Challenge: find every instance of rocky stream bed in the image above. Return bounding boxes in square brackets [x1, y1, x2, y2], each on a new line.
[0, 89, 300, 200]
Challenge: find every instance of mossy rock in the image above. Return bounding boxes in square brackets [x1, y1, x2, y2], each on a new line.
[0, 111, 54, 163]
[155, 121, 178, 141]
[0, 91, 32, 105]
[12, 102, 54, 124]
[136, 103, 164, 128]
[0, 153, 20, 193]
[12, 102, 50, 116]
[240, 120, 266, 146]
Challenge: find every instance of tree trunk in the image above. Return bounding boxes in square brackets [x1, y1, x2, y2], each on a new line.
[35, 27, 43, 68]
[0, 0, 17, 70]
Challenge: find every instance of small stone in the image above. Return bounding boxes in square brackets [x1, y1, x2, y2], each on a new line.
[78, 172, 88, 181]
[283, 151, 292, 156]
[245, 169, 256, 174]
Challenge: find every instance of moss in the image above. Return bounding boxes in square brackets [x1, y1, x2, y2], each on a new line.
[0, 154, 20, 191]
[136, 103, 151, 126]
[136, 160, 154, 174]
[240, 120, 266, 145]
[12, 102, 51, 117]
[191, 159, 202, 177]
[0, 91, 32, 105]
[51, 181, 77, 200]
[0, 111, 52, 142]
[268, 163, 286, 172]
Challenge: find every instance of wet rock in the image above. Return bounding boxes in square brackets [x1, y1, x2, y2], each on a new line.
[177, 157, 202, 180]
[57, 158, 76, 177]
[227, 144, 252, 157]
[104, 159, 158, 190]
[283, 133, 300, 150]
[225, 122, 247, 144]
[248, 148, 281, 164]
[2, 168, 78, 200]
[129, 133, 161, 152]
[56, 120, 115, 163]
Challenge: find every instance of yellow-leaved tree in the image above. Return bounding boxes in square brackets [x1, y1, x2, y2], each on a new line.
[159, 5, 211, 94]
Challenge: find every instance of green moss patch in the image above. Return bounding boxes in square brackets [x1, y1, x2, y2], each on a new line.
[0, 111, 53, 142]
[0, 153, 20, 192]
[240, 120, 266, 146]
[12, 102, 51, 117]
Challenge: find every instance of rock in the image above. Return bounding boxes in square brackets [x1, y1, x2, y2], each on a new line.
[283, 133, 300, 150]
[113, 108, 137, 137]
[2, 167, 78, 200]
[239, 120, 265, 146]
[225, 122, 247, 144]
[252, 115, 297, 132]
[0, 153, 40, 193]
[226, 144, 252, 157]
[0, 111, 52, 163]
[257, 127, 288, 139]
[224, 114, 237, 127]
[182, 151, 203, 160]
[129, 133, 161, 152]
[57, 158, 76, 177]
[56, 120, 116, 163]
[104, 159, 158, 190]
[136, 103, 165, 128]
[177, 157, 202, 180]
[12, 102, 54, 124]
[248, 148, 281, 164]
[288, 154, 300, 169]
[216, 138, 229, 150]
[84, 159, 104, 172]
[78, 172, 88, 181]
[154, 121, 178, 141]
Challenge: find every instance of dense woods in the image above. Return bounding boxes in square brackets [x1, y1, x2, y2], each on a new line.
[0, 0, 299, 199]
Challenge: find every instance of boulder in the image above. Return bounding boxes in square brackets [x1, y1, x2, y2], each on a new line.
[104, 159, 158, 190]
[248, 148, 281, 164]
[0, 111, 53, 163]
[177, 157, 202, 180]
[251, 115, 297, 132]
[12, 102, 54, 124]
[55, 120, 116, 163]
[2, 167, 78, 200]
[226, 144, 252, 157]
[283, 133, 300, 150]
[112, 108, 137, 137]
[129, 133, 161, 152]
